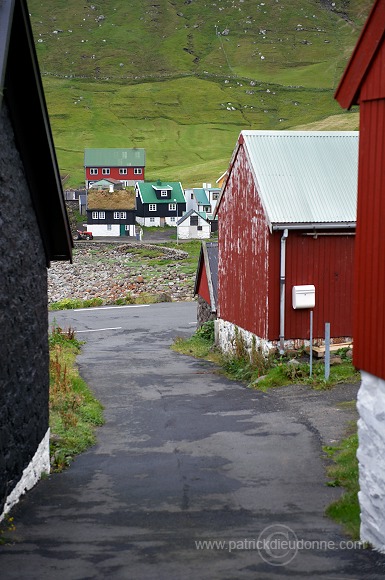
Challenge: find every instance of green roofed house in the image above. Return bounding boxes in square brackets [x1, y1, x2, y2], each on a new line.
[135, 180, 186, 227]
[84, 148, 145, 188]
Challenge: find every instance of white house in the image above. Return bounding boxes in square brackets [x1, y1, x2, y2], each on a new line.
[177, 209, 211, 240]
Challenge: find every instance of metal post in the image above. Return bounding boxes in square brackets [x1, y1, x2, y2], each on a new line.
[325, 322, 330, 380]
[309, 311, 313, 378]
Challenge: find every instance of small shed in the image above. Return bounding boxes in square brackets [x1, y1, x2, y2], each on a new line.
[335, 0, 385, 552]
[0, 0, 72, 519]
[215, 130, 358, 353]
[177, 209, 211, 240]
[194, 242, 219, 327]
[89, 178, 124, 192]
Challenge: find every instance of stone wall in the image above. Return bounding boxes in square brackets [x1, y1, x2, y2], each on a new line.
[197, 295, 216, 328]
[357, 371, 385, 552]
[0, 104, 50, 519]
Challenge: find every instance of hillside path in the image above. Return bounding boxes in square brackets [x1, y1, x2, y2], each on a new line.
[1, 302, 385, 579]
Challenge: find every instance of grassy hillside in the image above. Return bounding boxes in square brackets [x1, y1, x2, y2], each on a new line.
[27, 0, 372, 187]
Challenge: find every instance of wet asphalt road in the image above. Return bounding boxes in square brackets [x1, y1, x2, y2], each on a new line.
[1, 302, 385, 579]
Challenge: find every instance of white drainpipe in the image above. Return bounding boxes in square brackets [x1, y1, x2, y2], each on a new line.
[279, 229, 289, 354]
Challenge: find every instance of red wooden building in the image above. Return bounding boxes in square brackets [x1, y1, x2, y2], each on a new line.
[84, 148, 145, 188]
[335, 0, 385, 380]
[215, 130, 358, 352]
[194, 241, 218, 327]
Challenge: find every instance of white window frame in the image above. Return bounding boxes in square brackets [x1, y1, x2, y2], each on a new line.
[90, 168, 98, 175]
[160, 190, 168, 197]
[91, 211, 105, 219]
[119, 168, 127, 175]
[113, 211, 127, 219]
[102, 168, 110, 175]
[169, 203, 176, 211]
[134, 168, 142, 175]
[149, 204, 157, 212]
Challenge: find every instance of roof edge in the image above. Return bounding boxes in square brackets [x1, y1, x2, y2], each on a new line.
[335, 0, 385, 109]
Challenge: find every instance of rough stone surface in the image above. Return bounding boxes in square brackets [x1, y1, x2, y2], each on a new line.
[197, 295, 216, 328]
[48, 242, 195, 305]
[357, 371, 385, 552]
[0, 104, 50, 518]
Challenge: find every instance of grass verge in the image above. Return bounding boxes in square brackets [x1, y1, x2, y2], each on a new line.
[324, 429, 360, 540]
[171, 321, 359, 389]
[49, 324, 104, 472]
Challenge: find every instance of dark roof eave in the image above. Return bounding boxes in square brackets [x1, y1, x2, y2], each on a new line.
[335, 0, 385, 109]
[2, 0, 73, 265]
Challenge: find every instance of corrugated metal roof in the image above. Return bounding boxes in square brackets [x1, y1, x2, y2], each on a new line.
[84, 148, 145, 167]
[241, 130, 358, 226]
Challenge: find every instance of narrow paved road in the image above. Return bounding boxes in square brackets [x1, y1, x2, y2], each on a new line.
[2, 303, 385, 579]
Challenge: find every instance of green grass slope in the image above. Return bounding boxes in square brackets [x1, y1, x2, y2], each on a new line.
[27, 0, 372, 187]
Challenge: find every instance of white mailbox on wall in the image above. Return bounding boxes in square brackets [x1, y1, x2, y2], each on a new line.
[292, 285, 315, 309]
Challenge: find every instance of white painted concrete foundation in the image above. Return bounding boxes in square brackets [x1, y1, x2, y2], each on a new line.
[0, 429, 50, 522]
[215, 319, 273, 357]
[357, 371, 385, 552]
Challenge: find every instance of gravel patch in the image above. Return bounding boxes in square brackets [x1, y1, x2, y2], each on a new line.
[48, 242, 196, 305]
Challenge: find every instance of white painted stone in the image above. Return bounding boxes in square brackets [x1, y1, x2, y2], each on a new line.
[87, 224, 120, 237]
[357, 371, 385, 552]
[215, 318, 272, 356]
[0, 429, 50, 521]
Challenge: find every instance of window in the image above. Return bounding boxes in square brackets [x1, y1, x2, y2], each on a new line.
[102, 168, 110, 175]
[149, 217, 155, 223]
[169, 203, 176, 211]
[90, 168, 98, 175]
[160, 190, 168, 197]
[134, 168, 142, 175]
[149, 204, 157, 211]
[107, 224, 112, 231]
[190, 193, 194, 199]
[114, 211, 126, 219]
[119, 168, 127, 175]
[92, 211, 105, 219]
[213, 193, 219, 200]
[190, 215, 199, 226]
[170, 217, 176, 223]
[205, 206, 211, 212]
[197, 225, 203, 231]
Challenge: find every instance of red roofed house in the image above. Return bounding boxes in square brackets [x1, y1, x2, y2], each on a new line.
[335, 0, 385, 552]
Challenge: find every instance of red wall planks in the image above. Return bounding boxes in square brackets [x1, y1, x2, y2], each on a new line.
[268, 232, 355, 341]
[353, 98, 385, 377]
[196, 261, 211, 306]
[217, 143, 270, 339]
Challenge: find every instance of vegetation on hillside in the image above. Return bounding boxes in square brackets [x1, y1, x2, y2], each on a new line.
[27, 0, 372, 187]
